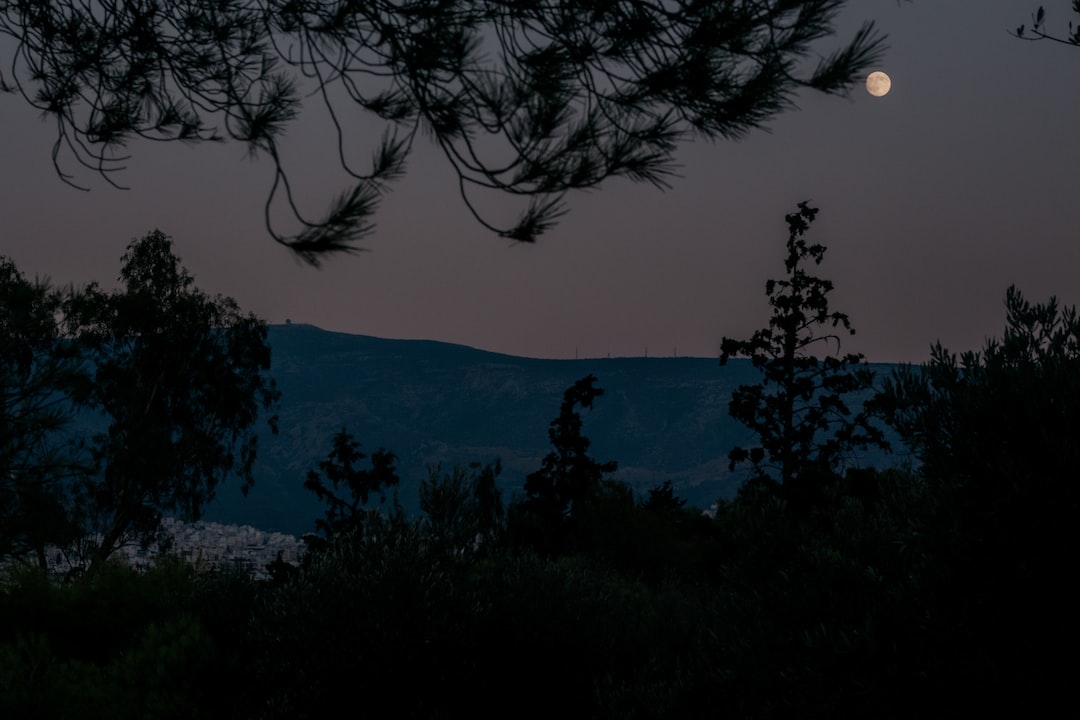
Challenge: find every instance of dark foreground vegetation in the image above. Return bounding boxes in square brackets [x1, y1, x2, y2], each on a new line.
[3, 208, 1078, 717]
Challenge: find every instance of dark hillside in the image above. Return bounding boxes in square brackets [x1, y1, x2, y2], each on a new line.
[204, 324, 899, 535]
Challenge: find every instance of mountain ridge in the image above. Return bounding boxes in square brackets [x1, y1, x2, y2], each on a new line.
[203, 323, 903, 536]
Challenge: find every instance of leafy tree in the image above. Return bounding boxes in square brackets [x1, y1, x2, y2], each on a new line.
[720, 202, 886, 495]
[1015, 3, 1080, 46]
[876, 285, 1080, 514]
[0, 1, 887, 259]
[872, 286, 1080, 712]
[65, 230, 280, 575]
[0, 257, 87, 569]
[303, 429, 399, 541]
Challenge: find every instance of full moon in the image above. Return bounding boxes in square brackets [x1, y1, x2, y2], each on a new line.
[866, 71, 892, 97]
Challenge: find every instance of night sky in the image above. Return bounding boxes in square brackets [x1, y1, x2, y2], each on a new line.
[2, 1, 1078, 363]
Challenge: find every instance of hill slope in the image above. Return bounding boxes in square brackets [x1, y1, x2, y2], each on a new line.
[203, 324, 900, 535]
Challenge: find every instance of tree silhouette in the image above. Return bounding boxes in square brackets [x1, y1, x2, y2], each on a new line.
[642, 479, 687, 514]
[510, 374, 617, 554]
[419, 460, 504, 552]
[304, 429, 399, 541]
[525, 375, 617, 518]
[876, 285, 1080, 499]
[66, 230, 280, 575]
[0, 257, 88, 568]
[874, 287, 1080, 709]
[1014, 3, 1080, 46]
[0, 1, 886, 260]
[720, 202, 886, 493]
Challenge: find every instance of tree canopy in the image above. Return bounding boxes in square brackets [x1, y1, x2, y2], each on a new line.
[0, 259, 86, 568]
[876, 285, 1080, 494]
[1, 233, 280, 575]
[66, 230, 280, 574]
[0, 1, 886, 261]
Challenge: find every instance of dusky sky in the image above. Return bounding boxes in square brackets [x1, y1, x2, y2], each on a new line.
[2, 1, 1078, 363]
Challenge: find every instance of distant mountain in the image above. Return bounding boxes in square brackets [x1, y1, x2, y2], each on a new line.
[202, 324, 905, 536]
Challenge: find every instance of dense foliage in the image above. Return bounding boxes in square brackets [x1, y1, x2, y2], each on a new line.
[0, 258, 86, 567]
[3, 206, 1077, 716]
[0, 231, 279, 577]
[0, 1, 886, 256]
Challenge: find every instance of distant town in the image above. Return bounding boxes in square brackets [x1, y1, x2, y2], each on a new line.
[6, 518, 305, 581]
